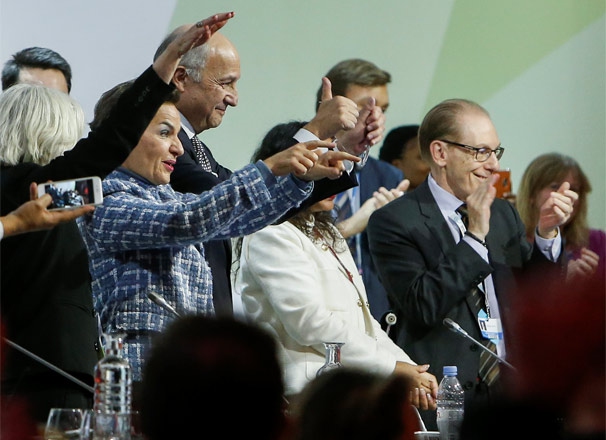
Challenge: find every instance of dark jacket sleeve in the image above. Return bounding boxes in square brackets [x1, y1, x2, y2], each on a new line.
[21, 66, 175, 198]
[273, 136, 358, 223]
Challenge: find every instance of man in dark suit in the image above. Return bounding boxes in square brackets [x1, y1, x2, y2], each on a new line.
[155, 30, 385, 317]
[318, 59, 408, 323]
[367, 98, 577, 430]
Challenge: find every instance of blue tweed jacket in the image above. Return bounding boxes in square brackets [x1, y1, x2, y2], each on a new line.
[78, 162, 311, 379]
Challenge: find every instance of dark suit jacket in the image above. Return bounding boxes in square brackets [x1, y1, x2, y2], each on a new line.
[170, 131, 234, 316]
[0, 67, 173, 417]
[170, 130, 358, 317]
[366, 178, 564, 430]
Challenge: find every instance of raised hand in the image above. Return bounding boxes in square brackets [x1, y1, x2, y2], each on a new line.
[537, 181, 578, 239]
[303, 77, 359, 140]
[262, 139, 358, 180]
[373, 178, 409, 209]
[464, 173, 499, 240]
[335, 96, 386, 156]
[337, 179, 409, 238]
[262, 141, 323, 177]
[303, 148, 360, 181]
[153, 12, 235, 83]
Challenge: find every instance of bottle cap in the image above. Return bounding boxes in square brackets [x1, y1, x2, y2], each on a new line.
[443, 365, 457, 376]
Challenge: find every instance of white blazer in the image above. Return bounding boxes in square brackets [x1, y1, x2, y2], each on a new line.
[234, 220, 414, 396]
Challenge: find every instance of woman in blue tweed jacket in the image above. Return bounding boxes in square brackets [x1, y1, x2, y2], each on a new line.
[78, 83, 355, 381]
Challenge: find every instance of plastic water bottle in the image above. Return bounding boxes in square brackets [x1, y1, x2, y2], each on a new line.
[93, 333, 132, 413]
[436, 365, 464, 440]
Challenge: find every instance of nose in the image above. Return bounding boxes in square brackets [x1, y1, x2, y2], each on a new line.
[226, 92, 238, 107]
[225, 84, 238, 107]
[484, 151, 500, 171]
[172, 137, 184, 157]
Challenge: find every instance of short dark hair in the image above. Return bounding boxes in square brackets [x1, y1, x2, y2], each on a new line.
[293, 368, 417, 440]
[378, 124, 420, 163]
[90, 79, 180, 131]
[2, 47, 72, 92]
[315, 59, 391, 111]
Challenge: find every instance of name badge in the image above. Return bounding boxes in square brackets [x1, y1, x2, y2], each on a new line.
[478, 309, 503, 342]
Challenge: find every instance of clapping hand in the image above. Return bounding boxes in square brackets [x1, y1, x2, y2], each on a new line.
[566, 248, 599, 282]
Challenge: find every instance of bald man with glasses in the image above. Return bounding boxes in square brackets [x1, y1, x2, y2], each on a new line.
[366, 98, 577, 431]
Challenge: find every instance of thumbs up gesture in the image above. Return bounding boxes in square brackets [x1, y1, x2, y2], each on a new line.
[304, 77, 359, 141]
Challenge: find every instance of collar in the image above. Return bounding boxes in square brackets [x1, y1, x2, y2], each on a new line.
[180, 113, 196, 139]
[428, 174, 464, 217]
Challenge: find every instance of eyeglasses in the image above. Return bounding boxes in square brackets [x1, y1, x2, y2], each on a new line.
[440, 139, 504, 162]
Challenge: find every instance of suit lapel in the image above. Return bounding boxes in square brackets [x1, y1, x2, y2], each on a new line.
[415, 181, 486, 316]
[415, 182, 458, 251]
[178, 129, 196, 160]
[178, 129, 220, 182]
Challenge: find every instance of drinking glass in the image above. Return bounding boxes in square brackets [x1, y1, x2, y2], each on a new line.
[44, 408, 83, 440]
[316, 342, 344, 377]
[80, 409, 143, 440]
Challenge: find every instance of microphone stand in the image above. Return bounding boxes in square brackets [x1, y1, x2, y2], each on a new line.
[442, 318, 516, 371]
[3, 338, 94, 393]
[147, 291, 181, 318]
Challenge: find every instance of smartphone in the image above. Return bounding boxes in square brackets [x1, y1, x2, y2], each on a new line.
[494, 169, 512, 199]
[37, 176, 103, 210]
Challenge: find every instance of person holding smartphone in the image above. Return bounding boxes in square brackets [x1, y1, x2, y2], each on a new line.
[0, 182, 95, 240]
[0, 13, 234, 425]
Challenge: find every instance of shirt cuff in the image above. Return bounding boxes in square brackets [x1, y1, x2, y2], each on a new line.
[294, 128, 318, 143]
[462, 236, 489, 262]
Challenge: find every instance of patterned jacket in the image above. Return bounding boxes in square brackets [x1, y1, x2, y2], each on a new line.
[78, 163, 311, 379]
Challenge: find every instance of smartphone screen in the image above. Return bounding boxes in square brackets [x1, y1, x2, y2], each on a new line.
[39, 177, 102, 210]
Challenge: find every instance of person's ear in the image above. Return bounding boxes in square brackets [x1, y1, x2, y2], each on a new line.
[430, 140, 447, 166]
[172, 67, 188, 92]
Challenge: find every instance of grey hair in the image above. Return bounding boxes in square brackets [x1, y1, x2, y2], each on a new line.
[154, 24, 210, 83]
[0, 83, 84, 166]
[180, 45, 210, 83]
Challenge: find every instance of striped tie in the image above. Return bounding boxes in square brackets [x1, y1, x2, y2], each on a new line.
[335, 190, 359, 270]
[456, 204, 469, 229]
[191, 136, 213, 173]
[458, 204, 501, 387]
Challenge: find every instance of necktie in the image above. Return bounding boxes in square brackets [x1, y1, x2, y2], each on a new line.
[335, 189, 360, 271]
[457, 204, 501, 387]
[456, 204, 469, 229]
[469, 287, 501, 387]
[191, 136, 213, 173]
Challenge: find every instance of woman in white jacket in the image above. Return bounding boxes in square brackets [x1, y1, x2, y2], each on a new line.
[234, 121, 438, 409]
